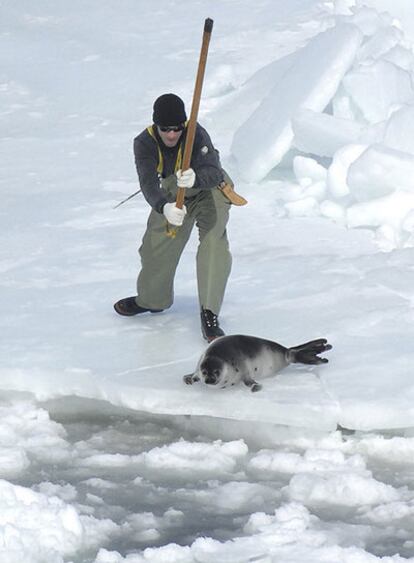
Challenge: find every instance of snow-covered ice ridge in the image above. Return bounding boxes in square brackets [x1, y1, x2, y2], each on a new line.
[229, 1, 414, 250]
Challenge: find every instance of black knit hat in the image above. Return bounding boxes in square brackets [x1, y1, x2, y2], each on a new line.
[153, 93, 187, 126]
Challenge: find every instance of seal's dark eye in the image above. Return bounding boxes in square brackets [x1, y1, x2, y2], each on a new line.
[213, 369, 220, 377]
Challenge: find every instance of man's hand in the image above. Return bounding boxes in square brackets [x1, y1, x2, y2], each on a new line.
[163, 202, 187, 226]
[176, 168, 196, 189]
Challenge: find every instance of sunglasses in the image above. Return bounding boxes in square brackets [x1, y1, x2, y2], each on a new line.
[158, 124, 184, 133]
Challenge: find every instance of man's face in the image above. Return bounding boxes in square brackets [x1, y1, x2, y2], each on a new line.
[157, 125, 184, 147]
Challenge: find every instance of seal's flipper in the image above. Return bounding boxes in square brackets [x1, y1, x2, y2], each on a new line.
[183, 374, 200, 385]
[289, 339, 332, 365]
[243, 376, 262, 392]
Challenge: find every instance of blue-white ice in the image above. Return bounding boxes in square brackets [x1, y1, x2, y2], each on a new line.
[231, 23, 363, 181]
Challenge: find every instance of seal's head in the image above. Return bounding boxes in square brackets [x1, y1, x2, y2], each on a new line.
[199, 356, 225, 387]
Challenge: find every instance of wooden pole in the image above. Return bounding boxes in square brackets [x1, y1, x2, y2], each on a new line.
[176, 18, 214, 209]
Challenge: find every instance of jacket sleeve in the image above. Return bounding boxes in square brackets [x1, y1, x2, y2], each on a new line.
[190, 124, 224, 189]
[133, 134, 169, 214]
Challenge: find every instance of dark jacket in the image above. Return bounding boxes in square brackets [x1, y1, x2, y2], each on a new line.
[133, 123, 224, 213]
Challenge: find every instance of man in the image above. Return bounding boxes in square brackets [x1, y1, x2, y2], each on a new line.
[114, 93, 232, 341]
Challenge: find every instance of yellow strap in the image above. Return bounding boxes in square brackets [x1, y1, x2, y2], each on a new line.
[147, 125, 184, 175]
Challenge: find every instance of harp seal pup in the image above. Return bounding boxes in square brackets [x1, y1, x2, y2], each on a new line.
[183, 334, 332, 392]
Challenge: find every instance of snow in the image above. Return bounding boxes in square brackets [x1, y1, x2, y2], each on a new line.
[356, 25, 403, 62]
[292, 108, 363, 157]
[342, 59, 414, 124]
[327, 143, 367, 198]
[358, 0, 414, 42]
[384, 104, 414, 154]
[3, 0, 414, 561]
[347, 144, 414, 201]
[0, 480, 84, 560]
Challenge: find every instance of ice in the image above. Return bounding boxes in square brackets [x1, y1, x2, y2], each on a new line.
[133, 439, 248, 481]
[293, 155, 327, 185]
[345, 5, 393, 36]
[211, 50, 300, 138]
[288, 472, 399, 506]
[347, 144, 414, 201]
[94, 495, 414, 562]
[320, 200, 347, 223]
[327, 143, 367, 198]
[285, 196, 321, 217]
[382, 44, 414, 70]
[384, 104, 414, 155]
[0, 480, 84, 561]
[4, 201, 414, 432]
[358, 120, 387, 145]
[357, 26, 403, 62]
[358, 0, 414, 42]
[248, 447, 365, 476]
[0, 363, 339, 431]
[0, 401, 71, 474]
[342, 60, 414, 123]
[292, 108, 363, 157]
[347, 190, 414, 234]
[231, 23, 362, 182]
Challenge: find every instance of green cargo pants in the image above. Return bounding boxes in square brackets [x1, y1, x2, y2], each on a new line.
[136, 176, 232, 315]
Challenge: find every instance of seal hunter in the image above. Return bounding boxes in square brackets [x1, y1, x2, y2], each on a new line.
[183, 335, 332, 392]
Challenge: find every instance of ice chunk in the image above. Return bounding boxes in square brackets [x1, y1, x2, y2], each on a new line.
[347, 144, 414, 201]
[231, 23, 362, 182]
[357, 0, 414, 43]
[382, 44, 414, 71]
[342, 60, 414, 124]
[375, 223, 404, 250]
[331, 0, 354, 16]
[358, 120, 387, 145]
[292, 108, 362, 157]
[288, 472, 398, 506]
[293, 155, 327, 186]
[347, 190, 414, 228]
[0, 480, 85, 559]
[384, 104, 414, 156]
[135, 439, 248, 482]
[356, 26, 403, 63]
[346, 5, 393, 36]
[331, 84, 363, 122]
[212, 51, 299, 134]
[320, 200, 346, 223]
[285, 197, 320, 217]
[402, 209, 414, 233]
[327, 144, 367, 199]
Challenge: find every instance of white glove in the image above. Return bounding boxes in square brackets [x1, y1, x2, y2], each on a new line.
[163, 202, 187, 226]
[176, 168, 196, 189]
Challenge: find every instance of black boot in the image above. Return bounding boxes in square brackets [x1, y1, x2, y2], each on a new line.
[200, 308, 225, 342]
[114, 296, 163, 317]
